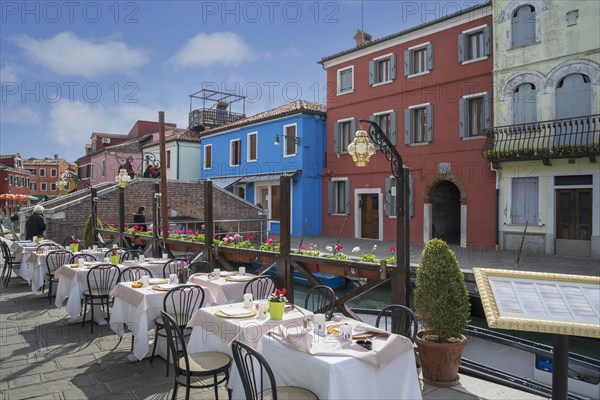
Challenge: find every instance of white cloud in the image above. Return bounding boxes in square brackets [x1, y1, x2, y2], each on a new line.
[48, 101, 187, 149]
[12, 32, 149, 78]
[0, 64, 23, 82]
[1, 106, 41, 124]
[170, 32, 255, 68]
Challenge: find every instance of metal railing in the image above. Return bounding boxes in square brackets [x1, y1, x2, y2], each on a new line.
[483, 114, 600, 162]
[188, 109, 246, 130]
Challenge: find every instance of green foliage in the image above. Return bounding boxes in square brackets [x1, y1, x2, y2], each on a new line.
[414, 238, 470, 343]
[82, 215, 102, 248]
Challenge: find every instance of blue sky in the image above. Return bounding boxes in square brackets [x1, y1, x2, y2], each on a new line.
[1, 0, 481, 162]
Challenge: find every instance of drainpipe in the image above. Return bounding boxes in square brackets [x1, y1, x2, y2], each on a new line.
[490, 162, 500, 251]
[176, 141, 180, 180]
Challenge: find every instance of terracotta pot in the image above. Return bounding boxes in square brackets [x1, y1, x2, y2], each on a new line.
[415, 331, 467, 387]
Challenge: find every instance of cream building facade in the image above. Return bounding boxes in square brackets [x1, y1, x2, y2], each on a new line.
[488, 0, 600, 258]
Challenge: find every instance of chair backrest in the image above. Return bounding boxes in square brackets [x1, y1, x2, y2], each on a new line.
[188, 261, 214, 274]
[375, 304, 418, 342]
[163, 285, 205, 326]
[104, 248, 125, 258]
[162, 259, 187, 278]
[121, 250, 144, 262]
[305, 285, 336, 320]
[70, 253, 97, 263]
[120, 266, 153, 282]
[86, 264, 120, 292]
[231, 339, 278, 400]
[161, 311, 191, 377]
[244, 276, 276, 300]
[37, 243, 61, 252]
[0, 241, 11, 266]
[46, 250, 73, 274]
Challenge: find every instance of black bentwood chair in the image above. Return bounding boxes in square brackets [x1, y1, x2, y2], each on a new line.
[81, 264, 120, 333]
[243, 276, 275, 300]
[1, 241, 22, 287]
[188, 261, 214, 274]
[70, 253, 97, 263]
[375, 304, 418, 342]
[304, 284, 337, 321]
[121, 249, 145, 262]
[161, 311, 231, 400]
[120, 266, 153, 282]
[231, 340, 318, 400]
[45, 250, 73, 304]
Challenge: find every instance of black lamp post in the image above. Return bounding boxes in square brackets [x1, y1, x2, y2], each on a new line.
[348, 120, 411, 306]
[115, 169, 131, 247]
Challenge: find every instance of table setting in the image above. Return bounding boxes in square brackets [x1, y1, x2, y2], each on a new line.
[188, 267, 252, 304]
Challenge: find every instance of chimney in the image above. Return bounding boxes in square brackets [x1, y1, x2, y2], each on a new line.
[354, 30, 372, 47]
[54, 153, 58, 160]
[85, 145, 91, 155]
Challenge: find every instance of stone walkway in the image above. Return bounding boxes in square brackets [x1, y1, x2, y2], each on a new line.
[0, 275, 545, 400]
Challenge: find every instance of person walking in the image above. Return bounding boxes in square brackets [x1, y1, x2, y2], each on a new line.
[123, 156, 136, 179]
[25, 205, 46, 240]
[133, 206, 147, 232]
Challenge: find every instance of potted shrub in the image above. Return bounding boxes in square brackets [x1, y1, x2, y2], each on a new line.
[414, 238, 470, 387]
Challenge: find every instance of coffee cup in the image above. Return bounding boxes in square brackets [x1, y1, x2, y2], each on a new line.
[169, 274, 178, 284]
[257, 301, 269, 319]
[356, 340, 373, 350]
[138, 254, 145, 262]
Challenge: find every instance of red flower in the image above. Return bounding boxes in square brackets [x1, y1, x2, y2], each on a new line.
[390, 246, 397, 253]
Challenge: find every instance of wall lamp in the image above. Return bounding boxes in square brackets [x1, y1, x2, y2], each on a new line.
[274, 133, 302, 145]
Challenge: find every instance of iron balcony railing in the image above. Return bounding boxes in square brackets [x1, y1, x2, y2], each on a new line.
[483, 114, 600, 164]
[188, 108, 246, 130]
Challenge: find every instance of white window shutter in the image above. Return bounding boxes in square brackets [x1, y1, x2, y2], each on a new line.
[404, 50, 411, 76]
[458, 33, 466, 62]
[389, 111, 397, 146]
[390, 53, 397, 80]
[404, 108, 412, 144]
[368, 60, 375, 86]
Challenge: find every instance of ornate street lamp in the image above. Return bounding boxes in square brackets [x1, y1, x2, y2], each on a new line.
[347, 120, 411, 306]
[115, 168, 131, 246]
[57, 171, 98, 244]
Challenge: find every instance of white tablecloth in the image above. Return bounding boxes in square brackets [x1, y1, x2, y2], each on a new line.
[257, 332, 422, 400]
[188, 274, 249, 304]
[109, 281, 217, 361]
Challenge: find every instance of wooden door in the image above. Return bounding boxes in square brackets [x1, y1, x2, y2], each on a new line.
[360, 194, 379, 239]
[556, 189, 592, 256]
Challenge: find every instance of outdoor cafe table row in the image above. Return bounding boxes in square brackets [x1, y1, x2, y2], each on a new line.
[185, 305, 422, 399]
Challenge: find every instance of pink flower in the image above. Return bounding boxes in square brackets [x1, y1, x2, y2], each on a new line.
[246, 235, 253, 241]
[133, 224, 139, 230]
[335, 244, 343, 252]
[176, 229, 182, 235]
[225, 236, 233, 244]
[213, 233, 218, 238]
[266, 238, 273, 245]
[185, 229, 192, 235]
[389, 246, 397, 254]
[147, 226, 153, 231]
[103, 221, 108, 227]
[167, 227, 173, 233]
[194, 231, 199, 237]
[201, 224, 205, 231]
[233, 233, 241, 240]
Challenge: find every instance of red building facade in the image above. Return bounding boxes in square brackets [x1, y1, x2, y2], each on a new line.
[320, 3, 496, 249]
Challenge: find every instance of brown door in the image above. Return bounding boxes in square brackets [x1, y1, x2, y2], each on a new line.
[360, 194, 379, 239]
[556, 189, 592, 256]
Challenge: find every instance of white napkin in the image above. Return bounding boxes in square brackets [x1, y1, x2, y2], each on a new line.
[157, 283, 179, 289]
[219, 307, 252, 316]
[149, 278, 168, 285]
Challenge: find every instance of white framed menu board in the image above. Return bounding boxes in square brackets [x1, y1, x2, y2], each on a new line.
[473, 268, 600, 339]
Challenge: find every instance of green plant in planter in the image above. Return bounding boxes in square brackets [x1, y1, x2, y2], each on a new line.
[83, 215, 102, 248]
[414, 238, 470, 342]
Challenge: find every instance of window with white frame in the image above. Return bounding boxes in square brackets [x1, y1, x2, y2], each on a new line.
[230, 139, 241, 166]
[370, 111, 397, 145]
[233, 185, 246, 199]
[459, 93, 490, 137]
[204, 145, 212, 169]
[247, 132, 257, 161]
[511, 177, 539, 225]
[283, 125, 297, 157]
[327, 179, 350, 215]
[51, 168, 57, 177]
[39, 168, 46, 177]
[333, 119, 356, 154]
[41, 182, 47, 191]
[30, 182, 36, 190]
[404, 104, 433, 144]
[458, 25, 490, 63]
[369, 54, 396, 85]
[404, 43, 433, 76]
[337, 66, 354, 95]
[51, 183, 56, 191]
[512, 5, 536, 48]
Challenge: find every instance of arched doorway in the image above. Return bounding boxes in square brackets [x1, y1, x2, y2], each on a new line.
[431, 181, 461, 244]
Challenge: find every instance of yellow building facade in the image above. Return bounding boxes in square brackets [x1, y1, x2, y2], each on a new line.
[489, 0, 600, 258]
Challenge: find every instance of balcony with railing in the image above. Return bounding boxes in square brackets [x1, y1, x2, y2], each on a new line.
[483, 114, 600, 166]
[188, 89, 246, 132]
[188, 108, 246, 131]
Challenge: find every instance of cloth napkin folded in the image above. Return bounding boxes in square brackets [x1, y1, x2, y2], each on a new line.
[268, 322, 413, 367]
[218, 307, 252, 316]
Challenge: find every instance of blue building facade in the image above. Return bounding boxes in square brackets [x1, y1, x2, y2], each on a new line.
[199, 100, 326, 236]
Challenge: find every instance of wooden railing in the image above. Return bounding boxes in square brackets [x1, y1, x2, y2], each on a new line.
[483, 114, 600, 164]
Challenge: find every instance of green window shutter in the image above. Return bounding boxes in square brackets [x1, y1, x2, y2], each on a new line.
[390, 53, 397, 80]
[389, 111, 397, 145]
[425, 104, 433, 142]
[459, 98, 467, 138]
[404, 108, 412, 145]
[384, 177, 392, 216]
[368, 60, 375, 86]
[327, 181, 334, 214]
[404, 50, 410, 76]
[483, 93, 491, 130]
[426, 43, 434, 71]
[350, 119, 357, 147]
[483, 25, 491, 56]
[344, 181, 351, 215]
[333, 122, 340, 154]
[458, 33, 466, 62]
[409, 175, 414, 217]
